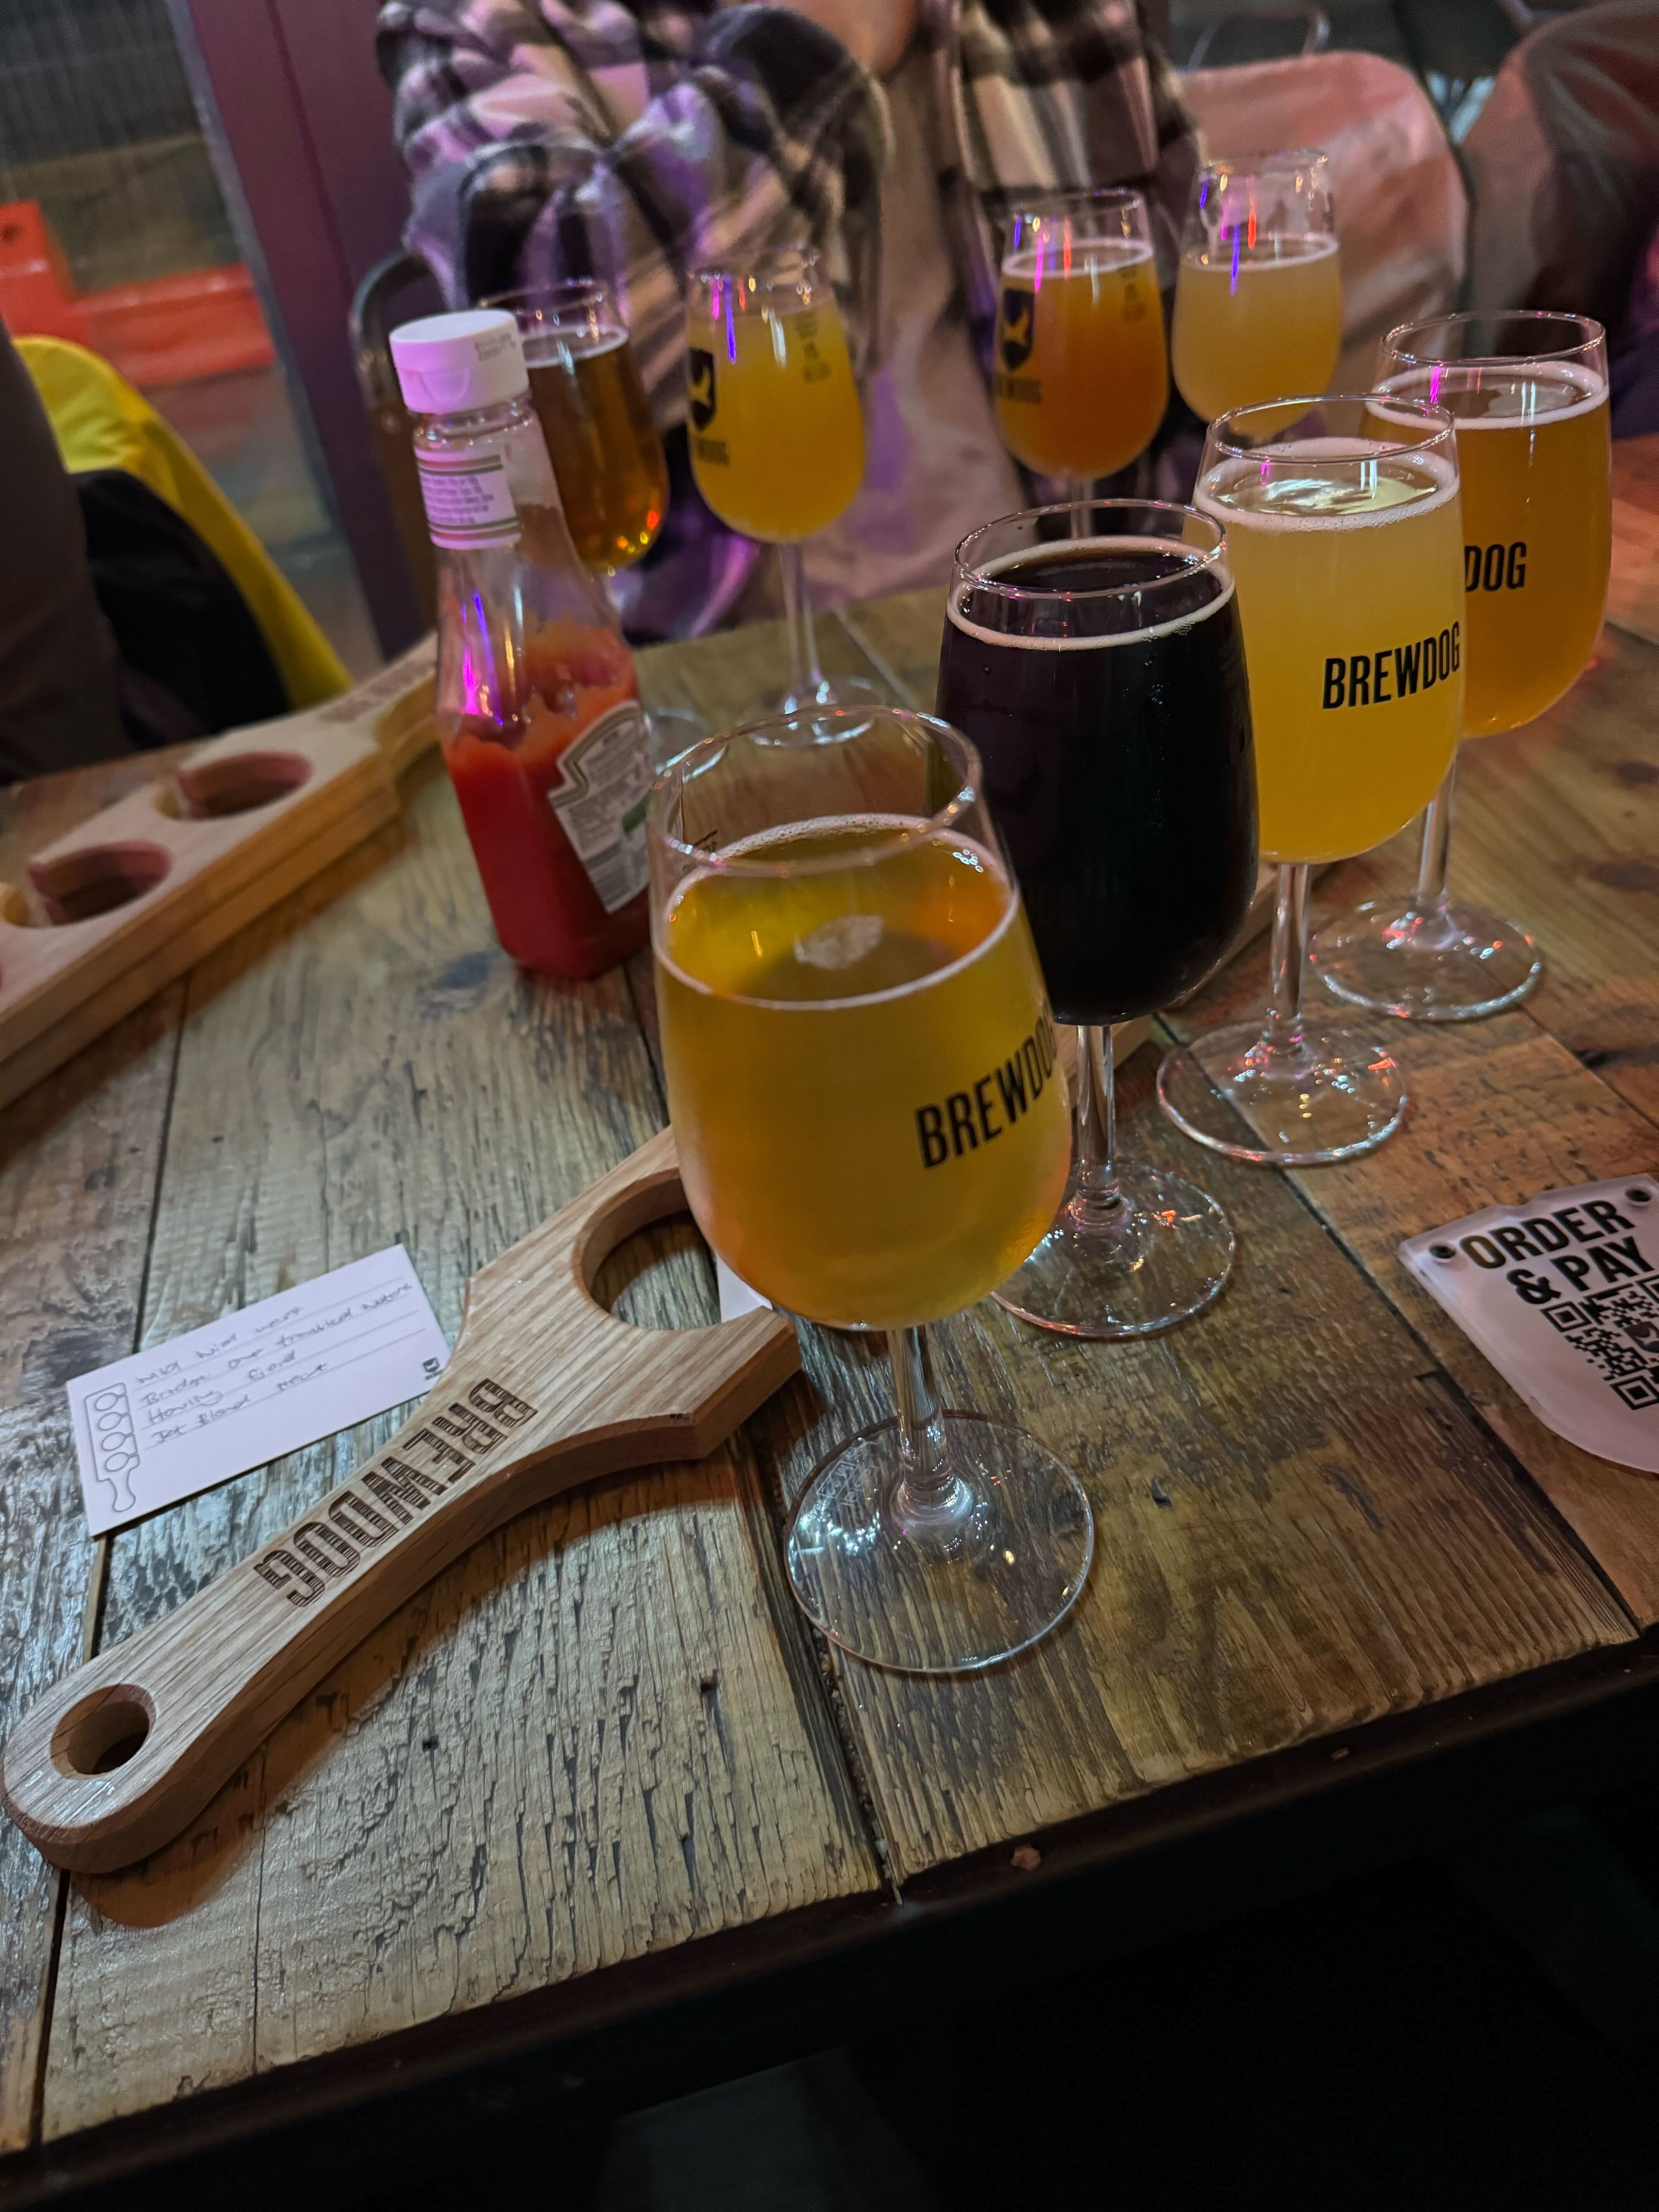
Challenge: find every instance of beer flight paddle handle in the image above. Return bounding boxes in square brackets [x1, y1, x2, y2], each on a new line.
[1, 1130, 799, 1875]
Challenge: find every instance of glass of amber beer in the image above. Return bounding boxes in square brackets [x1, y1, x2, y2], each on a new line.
[1159, 397, 1463, 1164]
[686, 246, 876, 712]
[1312, 312, 1611, 1020]
[1171, 150, 1342, 423]
[993, 189, 1168, 512]
[650, 706, 1092, 1672]
[486, 281, 670, 575]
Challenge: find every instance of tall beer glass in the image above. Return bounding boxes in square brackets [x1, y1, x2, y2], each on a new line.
[486, 281, 669, 574]
[1159, 397, 1463, 1165]
[994, 190, 1168, 512]
[1171, 151, 1341, 423]
[686, 246, 875, 712]
[1312, 312, 1611, 1020]
[651, 707, 1091, 1672]
[937, 502, 1256, 1337]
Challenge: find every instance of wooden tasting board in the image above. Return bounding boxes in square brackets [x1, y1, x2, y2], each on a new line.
[0, 638, 435, 1114]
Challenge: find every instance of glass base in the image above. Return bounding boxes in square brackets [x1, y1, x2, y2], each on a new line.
[993, 1159, 1234, 1339]
[1310, 897, 1542, 1021]
[786, 1411, 1093, 1674]
[767, 671, 885, 717]
[1157, 1017, 1407, 1167]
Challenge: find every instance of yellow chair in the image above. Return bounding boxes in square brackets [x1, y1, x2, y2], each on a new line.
[16, 335, 349, 710]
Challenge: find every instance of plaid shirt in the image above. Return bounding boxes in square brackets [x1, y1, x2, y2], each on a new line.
[378, 0, 1195, 418]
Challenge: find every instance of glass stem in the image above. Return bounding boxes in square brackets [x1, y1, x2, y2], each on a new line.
[778, 539, 826, 706]
[886, 1325, 962, 1518]
[1411, 754, 1459, 915]
[1066, 479, 1090, 539]
[1070, 1024, 1122, 1227]
[1264, 862, 1310, 1049]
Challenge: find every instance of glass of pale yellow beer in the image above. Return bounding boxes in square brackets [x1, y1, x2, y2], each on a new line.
[993, 188, 1168, 515]
[686, 246, 876, 712]
[1171, 151, 1341, 423]
[650, 705, 1091, 1672]
[1158, 397, 1463, 1165]
[1312, 312, 1611, 1020]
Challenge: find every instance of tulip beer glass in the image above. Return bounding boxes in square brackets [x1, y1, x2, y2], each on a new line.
[1160, 397, 1464, 1164]
[651, 707, 1091, 1672]
[1312, 312, 1612, 1020]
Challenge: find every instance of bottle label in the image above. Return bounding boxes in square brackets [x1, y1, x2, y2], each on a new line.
[546, 700, 654, 912]
[416, 453, 521, 549]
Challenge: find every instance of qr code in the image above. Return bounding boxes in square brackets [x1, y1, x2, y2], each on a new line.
[1544, 1275, 1659, 1409]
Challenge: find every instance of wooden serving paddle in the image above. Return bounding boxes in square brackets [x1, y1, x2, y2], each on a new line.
[2, 1130, 798, 1875]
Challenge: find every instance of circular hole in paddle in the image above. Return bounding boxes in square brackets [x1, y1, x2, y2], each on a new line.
[174, 749, 312, 818]
[591, 1212, 722, 1331]
[53, 1690, 153, 1778]
[25, 841, 172, 925]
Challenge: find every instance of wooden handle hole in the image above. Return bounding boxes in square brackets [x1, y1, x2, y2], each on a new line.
[591, 1212, 720, 1333]
[51, 1689, 155, 1779]
[173, 750, 314, 819]
[26, 842, 173, 926]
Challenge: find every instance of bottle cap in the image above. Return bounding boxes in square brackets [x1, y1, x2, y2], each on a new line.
[390, 309, 528, 414]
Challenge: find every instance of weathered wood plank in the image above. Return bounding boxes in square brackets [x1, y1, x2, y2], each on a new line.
[1328, 622, 1659, 1129]
[41, 754, 876, 2141]
[0, 993, 182, 2151]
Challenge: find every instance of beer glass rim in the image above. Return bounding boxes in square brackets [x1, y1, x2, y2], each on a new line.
[481, 277, 619, 321]
[1205, 391, 1457, 462]
[952, 498, 1227, 606]
[1008, 184, 1149, 215]
[690, 240, 823, 292]
[648, 706, 985, 879]
[1379, 308, 1607, 369]
[1196, 146, 1329, 175]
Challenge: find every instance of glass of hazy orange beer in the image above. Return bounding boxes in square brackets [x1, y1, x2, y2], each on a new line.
[1312, 311, 1612, 1020]
[1159, 396, 1464, 1165]
[1171, 150, 1342, 423]
[649, 705, 1094, 1673]
[993, 188, 1168, 516]
[685, 245, 878, 713]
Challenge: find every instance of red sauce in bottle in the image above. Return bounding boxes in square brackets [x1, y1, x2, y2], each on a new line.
[441, 619, 650, 979]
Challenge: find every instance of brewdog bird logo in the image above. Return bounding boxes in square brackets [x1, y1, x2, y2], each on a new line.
[1000, 288, 1035, 371]
[687, 347, 717, 430]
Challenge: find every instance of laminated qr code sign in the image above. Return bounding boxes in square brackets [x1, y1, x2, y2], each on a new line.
[1400, 1174, 1659, 1471]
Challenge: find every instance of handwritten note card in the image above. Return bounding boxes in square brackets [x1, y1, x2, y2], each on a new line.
[67, 1248, 450, 1535]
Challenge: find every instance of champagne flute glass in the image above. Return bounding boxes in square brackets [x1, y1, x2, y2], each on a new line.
[1311, 311, 1612, 1019]
[489, 280, 706, 766]
[993, 188, 1168, 532]
[1157, 397, 1463, 1165]
[936, 500, 1256, 1336]
[650, 706, 1092, 1671]
[686, 246, 879, 714]
[1171, 149, 1341, 424]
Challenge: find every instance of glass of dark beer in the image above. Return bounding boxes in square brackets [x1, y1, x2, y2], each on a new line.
[937, 500, 1257, 1337]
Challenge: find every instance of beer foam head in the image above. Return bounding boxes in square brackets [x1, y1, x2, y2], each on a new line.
[948, 535, 1234, 651]
[1000, 240, 1156, 281]
[1375, 360, 1608, 427]
[1198, 438, 1459, 531]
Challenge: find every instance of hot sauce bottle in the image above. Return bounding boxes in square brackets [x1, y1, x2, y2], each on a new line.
[390, 309, 653, 978]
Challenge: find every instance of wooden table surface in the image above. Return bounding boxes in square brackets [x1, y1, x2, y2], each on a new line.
[2, 520, 1658, 2199]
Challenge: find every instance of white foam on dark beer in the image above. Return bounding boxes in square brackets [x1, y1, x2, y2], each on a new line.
[946, 536, 1236, 652]
[1197, 439, 1460, 532]
[659, 819, 1024, 1012]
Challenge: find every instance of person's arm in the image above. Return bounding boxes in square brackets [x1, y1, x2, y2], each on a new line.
[377, 0, 890, 420]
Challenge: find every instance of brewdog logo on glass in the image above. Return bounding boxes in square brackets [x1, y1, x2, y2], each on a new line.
[915, 1010, 1058, 1169]
[1322, 621, 1460, 709]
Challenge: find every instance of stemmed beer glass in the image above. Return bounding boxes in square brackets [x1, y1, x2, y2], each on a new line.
[937, 501, 1257, 1337]
[992, 189, 1168, 520]
[650, 707, 1092, 1672]
[1171, 150, 1341, 423]
[1311, 312, 1612, 1019]
[1158, 397, 1464, 1165]
[685, 246, 877, 712]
